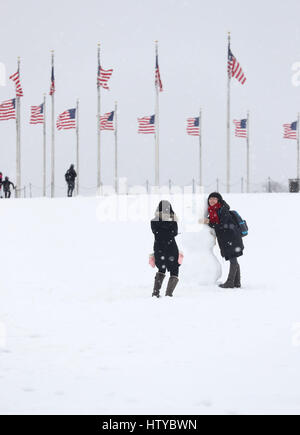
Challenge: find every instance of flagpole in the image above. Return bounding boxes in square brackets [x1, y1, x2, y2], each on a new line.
[247, 110, 250, 193]
[297, 112, 300, 181]
[97, 43, 101, 192]
[43, 93, 46, 197]
[16, 57, 21, 198]
[76, 99, 80, 196]
[199, 108, 203, 187]
[155, 40, 160, 187]
[114, 101, 118, 194]
[51, 50, 55, 198]
[227, 32, 231, 194]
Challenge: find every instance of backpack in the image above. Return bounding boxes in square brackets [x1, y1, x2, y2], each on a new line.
[230, 211, 248, 237]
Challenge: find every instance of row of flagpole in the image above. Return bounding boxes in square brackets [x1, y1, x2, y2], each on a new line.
[8, 35, 300, 196]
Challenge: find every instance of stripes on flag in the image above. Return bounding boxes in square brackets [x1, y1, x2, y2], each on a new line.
[56, 108, 76, 130]
[30, 104, 44, 125]
[9, 70, 24, 97]
[0, 99, 16, 121]
[228, 47, 247, 85]
[155, 54, 163, 92]
[233, 119, 248, 138]
[138, 115, 155, 134]
[100, 111, 114, 131]
[50, 66, 55, 96]
[97, 66, 113, 90]
[187, 117, 200, 136]
[283, 121, 298, 140]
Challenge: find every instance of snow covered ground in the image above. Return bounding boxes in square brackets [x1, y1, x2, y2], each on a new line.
[0, 193, 300, 415]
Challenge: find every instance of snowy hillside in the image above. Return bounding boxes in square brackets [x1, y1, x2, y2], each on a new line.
[0, 193, 300, 414]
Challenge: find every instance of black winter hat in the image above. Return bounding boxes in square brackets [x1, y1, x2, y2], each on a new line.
[208, 192, 224, 205]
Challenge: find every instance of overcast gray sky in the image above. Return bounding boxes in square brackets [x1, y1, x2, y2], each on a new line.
[1, 0, 300, 194]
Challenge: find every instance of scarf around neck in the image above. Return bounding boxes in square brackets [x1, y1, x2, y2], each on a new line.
[208, 202, 222, 225]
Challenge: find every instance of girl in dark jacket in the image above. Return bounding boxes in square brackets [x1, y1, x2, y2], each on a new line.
[205, 192, 244, 288]
[150, 200, 180, 297]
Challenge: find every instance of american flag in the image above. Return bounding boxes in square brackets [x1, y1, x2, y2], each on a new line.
[0, 99, 16, 121]
[97, 65, 113, 90]
[138, 115, 155, 134]
[30, 104, 44, 125]
[155, 53, 163, 92]
[187, 117, 200, 136]
[100, 111, 114, 131]
[233, 119, 248, 138]
[283, 121, 298, 140]
[228, 47, 247, 85]
[50, 66, 55, 96]
[9, 70, 23, 97]
[56, 108, 76, 130]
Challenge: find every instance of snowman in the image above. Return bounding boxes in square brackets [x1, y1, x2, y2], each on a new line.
[179, 194, 222, 286]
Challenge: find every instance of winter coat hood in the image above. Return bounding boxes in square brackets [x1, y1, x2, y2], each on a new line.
[154, 200, 178, 222]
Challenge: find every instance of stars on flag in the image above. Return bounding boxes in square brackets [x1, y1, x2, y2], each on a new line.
[30, 104, 44, 125]
[233, 119, 248, 138]
[0, 99, 16, 121]
[228, 47, 247, 85]
[100, 111, 114, 131]
[187, 117, 200, 136]
[56, 108, 76, 130]
[138, 115, 155, 134]
[283, 121, 298, 140]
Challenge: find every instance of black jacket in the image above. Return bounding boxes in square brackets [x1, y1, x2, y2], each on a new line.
[151, 218, 179, 271]
[65, 168, 77, 184]
[2, 180, 15, 191]
[209, 202, 244, 260]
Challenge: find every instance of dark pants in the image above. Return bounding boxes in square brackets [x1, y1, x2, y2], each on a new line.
[67, 182, 75, 197]
[229, 258, 239, 265]
[158, 265, 179, 277]
[4, 190, 11, 199]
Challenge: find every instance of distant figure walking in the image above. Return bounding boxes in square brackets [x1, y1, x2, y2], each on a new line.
[2, 176, 15, 199]
[65, 164, 77, 197]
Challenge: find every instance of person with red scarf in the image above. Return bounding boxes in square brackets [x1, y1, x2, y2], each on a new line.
[205, 192, 244, 289]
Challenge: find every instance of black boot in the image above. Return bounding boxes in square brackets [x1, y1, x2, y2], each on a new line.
[165, 276, 179, 297]
[152, 272, 166, 298]
[219, 262, 238, 289]
[234, 264, 241, 288]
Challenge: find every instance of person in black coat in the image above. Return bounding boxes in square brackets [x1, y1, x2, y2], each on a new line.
[151, 200, 180, 297]
[205, 192, 244, 288]
[65, 164, 77, 197]
[2, 176, 15, 198]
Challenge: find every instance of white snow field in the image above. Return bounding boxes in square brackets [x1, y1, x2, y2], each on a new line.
[0, 193, 300, 415]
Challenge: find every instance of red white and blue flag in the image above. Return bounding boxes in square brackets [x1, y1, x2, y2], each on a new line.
[283, 121, 298, 140]
[9, 70, 23, 97]
[228, 46, 247, 85]
[187, 117, 200, 136]
[57, 108, 76, 130]
[155, 53, 163, 92]
[233, 119, 248, 138]
[100, 111, 114, 131]
[97, 65, 113, 90]
[0, 99, 16, 120]
[30, 104, 44, 125]
[138, 115, 155, 134]
[50, 66, 55, 96]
